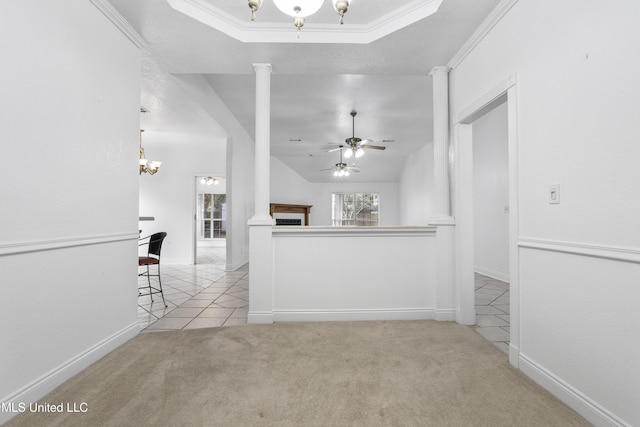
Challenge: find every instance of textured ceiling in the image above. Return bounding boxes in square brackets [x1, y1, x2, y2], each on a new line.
[109, 0, 501, 182]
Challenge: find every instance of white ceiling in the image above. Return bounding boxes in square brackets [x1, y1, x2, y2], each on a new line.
[109, 0, 501, 182]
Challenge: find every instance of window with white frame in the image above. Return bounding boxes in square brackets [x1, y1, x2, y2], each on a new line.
[332, 192, 379, 226]
[197, 193, 226, 239]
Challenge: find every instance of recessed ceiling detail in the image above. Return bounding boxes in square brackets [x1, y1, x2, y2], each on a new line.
[166, 0, 443, 44]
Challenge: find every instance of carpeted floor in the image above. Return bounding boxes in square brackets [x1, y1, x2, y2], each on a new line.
[5, 321, 590, 426]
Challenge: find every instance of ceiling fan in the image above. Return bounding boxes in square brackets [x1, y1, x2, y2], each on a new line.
[320, 145, 360, 177]
[341, 110, 386, 159]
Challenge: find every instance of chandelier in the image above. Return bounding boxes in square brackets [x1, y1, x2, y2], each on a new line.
[248, 0, 353, 36]
[139, 129, 161, 175]
[200, 176, 220, 185]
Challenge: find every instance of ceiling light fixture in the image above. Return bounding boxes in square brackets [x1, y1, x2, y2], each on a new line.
[342, 110, 386, 158]
[343, 146, 364, 159]
[344, 110, 365, 159]
[139, 129, 161, 175]
[200, 176, 220, 186]
[249, 0, 353, 37]
[321, 145, 359, 177]
[333, 146, 351, 177]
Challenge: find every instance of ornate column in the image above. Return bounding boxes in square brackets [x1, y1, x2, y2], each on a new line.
[248, 63, 274, 324]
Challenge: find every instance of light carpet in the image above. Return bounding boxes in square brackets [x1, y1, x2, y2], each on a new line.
[5, 321, 590, 426]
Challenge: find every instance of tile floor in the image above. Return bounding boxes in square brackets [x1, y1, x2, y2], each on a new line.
[473, 273, 510, 353]
[138, 247, 249, 331]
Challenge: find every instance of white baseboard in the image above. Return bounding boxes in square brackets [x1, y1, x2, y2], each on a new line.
[508, 343, 519, 368]
[272, 308, 446, 323]
[226, 257, 248, 271]
[434, 309, 457, 321]
[0, 322, 139, 425]
[474, 266, 509, 283]
[519, 353, 629, 427]
[247, 312, 274, 324]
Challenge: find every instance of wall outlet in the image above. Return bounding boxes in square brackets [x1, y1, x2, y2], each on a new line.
[549, 183, 560, 204]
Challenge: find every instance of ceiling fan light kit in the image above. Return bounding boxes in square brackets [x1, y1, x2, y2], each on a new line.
[343, 146, 364, 159]
[321, 144, 360, 178]
[343, 110, 386, 158]
[322, 110, 386, 177]
[249, 0, 353, 36]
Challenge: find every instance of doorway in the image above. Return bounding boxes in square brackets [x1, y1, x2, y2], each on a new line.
[471, 101, 510, 353]
[454, 76, 520, 366]
[194, 176, 227, 266]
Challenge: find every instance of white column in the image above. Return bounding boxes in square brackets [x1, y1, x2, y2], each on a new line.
[252, 63, 272, 221]
[429, 66, 457, 323]
[429, 66, 452, 221]
[248, 63, 274, 324]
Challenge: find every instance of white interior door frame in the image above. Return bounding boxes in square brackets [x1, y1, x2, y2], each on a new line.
[453, 74, 520, 367]
[192, 175, 199, 265]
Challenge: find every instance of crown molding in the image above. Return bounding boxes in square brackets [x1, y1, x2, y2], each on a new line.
[447, 0, 519, 69]
[89, 0, 147, 48]
[167, 0, 442, 44]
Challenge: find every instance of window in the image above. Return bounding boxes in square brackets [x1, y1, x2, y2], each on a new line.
[197, 193, 226, 239]
[332, 193, 379, 226]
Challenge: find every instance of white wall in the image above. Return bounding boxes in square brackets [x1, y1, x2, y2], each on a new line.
[271, 157, 400, 226]
[472, 102, 509, 281]
[139, 140, 226, 264]
[271, 156, 315, 206]
[449, 1, 640, 425]
[175, 75, 256, 271]
[0, 1, 140, 423]
[271, 227, 442, 322]
[398, 142, 434, 225]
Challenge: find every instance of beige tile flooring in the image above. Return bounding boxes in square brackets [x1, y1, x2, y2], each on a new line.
[473, 273, 510, 353]
[138, 246, 248, 331]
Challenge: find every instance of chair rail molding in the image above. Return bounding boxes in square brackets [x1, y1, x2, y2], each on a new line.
[272, 226, 436, 238]
[0, 232, 140, 256]
[518, 237, 640, 264]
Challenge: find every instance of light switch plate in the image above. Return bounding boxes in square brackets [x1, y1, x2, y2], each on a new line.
[549, 183, 560, 204]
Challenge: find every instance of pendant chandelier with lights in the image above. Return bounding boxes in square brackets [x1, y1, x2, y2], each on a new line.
[200, 176, 220, 186]
[248, 0, 353, 37]
[139, 129, 161, 175]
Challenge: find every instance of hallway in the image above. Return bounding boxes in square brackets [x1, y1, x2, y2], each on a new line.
[473, 273, 510, 353]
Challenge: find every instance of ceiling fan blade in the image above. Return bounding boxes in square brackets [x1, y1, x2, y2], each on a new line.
[346, 167, 360, 173]
[360, 139, 376, 145]
[362, 145, 386, 150]
[326, 147, 342, 153]
[319, 168, 334, 171]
